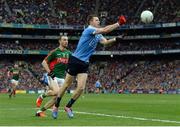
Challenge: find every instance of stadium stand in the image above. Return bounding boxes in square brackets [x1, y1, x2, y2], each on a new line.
[0, 40, 179, 51]
[0, 0, 179, 25]
[0, 58, 179, 94]
[0, 0, 179, 94]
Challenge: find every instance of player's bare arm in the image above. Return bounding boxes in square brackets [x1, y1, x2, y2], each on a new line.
[100, 37, 116, 45]
[94, 16, 126, 34]
[94, 23, 120, 34]
[42, 59, 51, 73]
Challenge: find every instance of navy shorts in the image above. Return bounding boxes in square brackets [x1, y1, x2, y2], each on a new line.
[66, 56, 89, 76]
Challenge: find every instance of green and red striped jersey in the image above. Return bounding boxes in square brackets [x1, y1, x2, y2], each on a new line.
[45, 48, 71, 78]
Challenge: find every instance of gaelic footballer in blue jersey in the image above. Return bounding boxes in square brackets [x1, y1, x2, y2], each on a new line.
[52, 14, 126, 119]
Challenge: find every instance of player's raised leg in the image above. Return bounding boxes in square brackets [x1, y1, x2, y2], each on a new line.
[36, 77, 58, 107]
[64, 73, 87, 118]
[52, 73, 74, 119]
[36, 78, 59, 117]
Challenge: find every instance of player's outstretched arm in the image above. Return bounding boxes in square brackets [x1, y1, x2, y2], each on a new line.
[95, 16, 126, 34]
[100, 35, 124, 45]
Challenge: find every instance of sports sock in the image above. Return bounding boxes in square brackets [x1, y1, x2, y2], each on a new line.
[10, 91, 13, 96]
[41, 94, 46, 99]
[40, 107, 46, 112]
[66, 98, 76, 108]
[55, 97, 61, 108]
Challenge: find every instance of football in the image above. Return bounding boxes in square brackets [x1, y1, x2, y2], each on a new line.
[140, 10, 154, 23]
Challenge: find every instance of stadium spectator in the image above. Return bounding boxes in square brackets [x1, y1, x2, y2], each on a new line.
[0, 0, 179, 25]
[0, 40, 179, 51]
[0, 59, 179, 94]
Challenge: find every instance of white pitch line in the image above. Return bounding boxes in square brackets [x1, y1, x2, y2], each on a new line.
[73, 111, 180, 124]
[1, 108, 180, 124]
[48, 109, 180, 124]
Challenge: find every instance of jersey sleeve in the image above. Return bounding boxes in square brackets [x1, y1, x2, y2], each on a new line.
[86, 26, 97, 35]
[45, 50, 56, 63]
[86, 26, 104, 41]
[9, 68, 13, 73]
[98, 34, 104, 42]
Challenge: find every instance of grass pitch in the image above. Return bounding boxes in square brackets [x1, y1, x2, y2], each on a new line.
[0, 93, 180, 126]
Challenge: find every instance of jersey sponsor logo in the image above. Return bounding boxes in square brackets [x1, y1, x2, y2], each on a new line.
[49, 52, 70, 70]
[50, 58, 68, 70]
[50, 57, 69, 70]
[57, 58, 69, 64]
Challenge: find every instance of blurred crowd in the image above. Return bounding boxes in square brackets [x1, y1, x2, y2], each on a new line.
[0, 0, 179, 94]
[0, 59, 179, 94]
[0, 0, 179, 25]
[87, 60, 180, 93]
[0, 40, 179, 51]
[0, 61, 42, 90]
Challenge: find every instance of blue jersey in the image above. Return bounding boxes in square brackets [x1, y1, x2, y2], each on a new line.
[42, 73, 49, 85]
[73, 25, 104, 62]
[95, 81, 101, 88]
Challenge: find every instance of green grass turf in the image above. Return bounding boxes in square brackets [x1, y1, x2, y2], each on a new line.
[0, 93, 180, 126]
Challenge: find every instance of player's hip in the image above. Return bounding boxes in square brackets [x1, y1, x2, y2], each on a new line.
[48, 76, 65, 87]
[66, 55, 89, 76]
[10, 79, 19, 86]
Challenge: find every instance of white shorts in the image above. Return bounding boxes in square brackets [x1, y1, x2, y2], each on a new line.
[10, 79, 19, 86]
[54, 77, 65, 87]
[48, 76, 65, 87]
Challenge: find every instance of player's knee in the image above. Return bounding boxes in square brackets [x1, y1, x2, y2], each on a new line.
[53, 89, 59, 95]
[52, 96, 57, 100]
[51, 88, 59, 95]
[77, 85, 85, 91]
[64, 80, 71, 87]
[62, 83, 69, 90]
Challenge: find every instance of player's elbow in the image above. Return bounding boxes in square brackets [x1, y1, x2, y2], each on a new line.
[41, 60, 46, 66]
[41, 60, 44, 66]
[100, 40, 108, 45]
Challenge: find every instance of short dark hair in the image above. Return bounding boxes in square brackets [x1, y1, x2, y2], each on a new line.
[58, 35, 63, 41]
[87, 14, 98, 24]
[58, 35, 67, 41]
